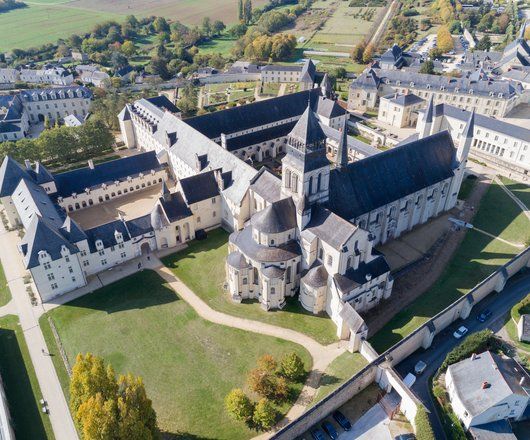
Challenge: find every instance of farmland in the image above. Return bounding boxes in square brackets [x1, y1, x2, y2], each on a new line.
[0, 0, 269, 51]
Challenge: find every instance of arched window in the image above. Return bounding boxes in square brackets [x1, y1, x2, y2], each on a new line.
[317, 173, 322, 192]
[308, 176, 313, 195]
[270, 287, 276, 295]
[284, 169, 291, 189]
[347, 256, 352, 268]
[286, 267, 291, 283]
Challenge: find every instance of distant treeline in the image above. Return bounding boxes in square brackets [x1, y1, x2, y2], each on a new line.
[0, 0, 26, 13]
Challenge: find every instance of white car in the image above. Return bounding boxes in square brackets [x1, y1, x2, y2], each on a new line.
[453, 326, 468, 339]
[414, 360, 427, 375]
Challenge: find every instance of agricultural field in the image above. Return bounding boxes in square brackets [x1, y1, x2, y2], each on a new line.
[0, 0, 269, 52]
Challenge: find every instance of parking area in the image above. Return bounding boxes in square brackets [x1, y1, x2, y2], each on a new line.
[298, 384, 413, 440]
[69, 183, 171, 229]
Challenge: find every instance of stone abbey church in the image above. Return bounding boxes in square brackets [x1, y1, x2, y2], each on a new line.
[0, 74, 473, 346]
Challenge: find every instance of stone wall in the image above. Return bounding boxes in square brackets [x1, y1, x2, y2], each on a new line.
[271, 247, 530, 439]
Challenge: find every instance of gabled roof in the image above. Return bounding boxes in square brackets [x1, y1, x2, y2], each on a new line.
[158, 191, 192, 222]
[329, 131, 456, 219]
[306, 207, 358, 250]
[53, 152, 163, 197]
[249, 167, 282, 204]
[21, 215, 78, 269]
[179, 170, 219, 205]
[34, 162, 54, 184]
[251, 197, 297, 234]
[382, 92, 423, 107]
[84, 219, 131, 253]
[334, 252, 390, 293]
[60, 216, 87, 243]
[0, 156, 31, 197]
[145, 95, 181, 114]
[289, 104, 327, 147]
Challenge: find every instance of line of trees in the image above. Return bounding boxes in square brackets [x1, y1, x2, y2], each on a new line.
[0, 119, 114, 165]
[0, 0, 25, 13]
[70, 353, 158, 440]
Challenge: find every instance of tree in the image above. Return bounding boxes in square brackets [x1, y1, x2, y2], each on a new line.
[212, 20, 226, 36]
[201, 16, 212, 37]
[279, 352, 305, 381]
[238, 0, 244, 22]
[253, 399, 276, 431]
[225, 389, 254, 422]
[228, 23, 247, 38]
[111, 51, 128, 69]
[76, 393, 119, 440]
[121, 41, 136, 57]
[362, 43, 374, 64]
[476, 35, 491, 51]
[419, 60, 435, 74]
[68, 34, 82, 48]
[150, 56, 170, 80]
[351, 42, 366, 63]
[436, 25, 454, 53]
[247, 368, 276, 399]
[257, 354, 277, 373]
[243, 0, 253, 24]
[178, 83, 198, 116]
[153, 17, 169, 33]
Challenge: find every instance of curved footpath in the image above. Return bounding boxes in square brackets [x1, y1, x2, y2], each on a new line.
[154, 264, 347, 435]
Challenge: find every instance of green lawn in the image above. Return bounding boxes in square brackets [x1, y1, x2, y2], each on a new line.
[41, 270, 311, 440]
[0, 4, 122, 51]
[0, 315, 54, 439]
[370, 180, 529, 352]
[0, 262, 11, 307]
[312, 352, 368, 404]
[500, 176, 530, 209]
[458, 175, 477, 200]
[162, 229, 339, 345]
[198, 36, 237, 56]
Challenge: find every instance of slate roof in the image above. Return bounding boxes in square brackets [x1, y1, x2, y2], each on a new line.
[34, 162, 54, 184]
[383, 92, 423, 106]
[249, 167, 282, 204]
[125, 214, 154, 237]
[320, 123, 380, 158]
[0, 158, 31, 198]
[19, 86, 92, 102]
[425, 103, 530, 142]
[306, 207, 358, 250]
[227, 251, 251, 269]
[334, 253, 390, 293]
[60, 216, 87, 243]
[53, 152, 164, 197]
[261, 64, 301, 72]
[179, 170, 219, 205]
[468, 420, 517, 440]
[447, 351, 530, 418]
[84, 219, 131, 253]
[21, 216, 78, 269]
[185, 88, 323, 139]
[289, 105, 327, 147]
[145, 95, 181, 114]
[14, 178, 64, 228]
[262, 265, 285, 278]
[225, 122, 296, 151]
[302, 264, 328, 288]
[0, 122, 21, 134]
[328, 131, 456, 220]
[351, 68, 521, 98]
[251, 197, 297, 234]
[315, 96, 346, 119]
[158, 190, 192, 223]
[230, 226, 301, 263]
[0, 94, 24, 121]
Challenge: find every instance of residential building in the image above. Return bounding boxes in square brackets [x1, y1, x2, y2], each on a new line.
[76, 65, 110, 88]
[19, 65, 73, 86]
[446, 351, 530, 429]
[376, 44, 419, 70]
[260, 59, 316, 90]
[378, 92, 424, 127]
[348, 67, 522, 117]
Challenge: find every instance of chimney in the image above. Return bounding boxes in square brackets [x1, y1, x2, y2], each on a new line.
[88, 159, 94, 170]
[481, 381, 490, 389]
[365, 273, 372, 282]
[220, 133, 227, 149]
[24, 159, 31, 170]
[471, 353, 477, 360]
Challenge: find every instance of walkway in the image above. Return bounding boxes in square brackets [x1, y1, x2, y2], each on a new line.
[0, 222, 78, 440]
[154, 264, 346, 433]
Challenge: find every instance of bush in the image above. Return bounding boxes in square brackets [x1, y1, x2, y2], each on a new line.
[439, 329, 497, 372]
[415, 406, 435, 440]
[225, 389, 254, 422]
[511, 294, 530, 321]
[253, 398, 277, 431]
[280, 352, 306, 381]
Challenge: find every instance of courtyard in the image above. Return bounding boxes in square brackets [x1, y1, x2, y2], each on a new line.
[69, 182, 168, 229]
[40, 270, 311, 439]
[161, 229, 339, 345]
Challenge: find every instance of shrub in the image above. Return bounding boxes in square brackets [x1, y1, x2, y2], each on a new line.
[253, 398, 277, 430]
[511, 294, 530, 321]
[439, 329, 497, 372]
[415, 405, 435, 440]
[225, 389, 254, 422]
[280, 352, 305, 381]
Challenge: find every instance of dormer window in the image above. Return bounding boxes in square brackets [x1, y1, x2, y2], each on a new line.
[115, 231, 123, 243]
[95, 239, 104, 250]
[469, 89, 474, 94]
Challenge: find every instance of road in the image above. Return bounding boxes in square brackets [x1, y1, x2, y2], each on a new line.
[395, 272, 530, 440]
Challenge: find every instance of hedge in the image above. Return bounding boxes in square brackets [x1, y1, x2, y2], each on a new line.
[511, 294, 530, 321]
[415, 406, 435, 440]
[439, 330, 498, 373]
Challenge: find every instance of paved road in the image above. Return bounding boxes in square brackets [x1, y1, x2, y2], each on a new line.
[394, 272, 530, 440]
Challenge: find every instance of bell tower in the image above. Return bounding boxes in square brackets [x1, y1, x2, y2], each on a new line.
[281, 102, 330, 206]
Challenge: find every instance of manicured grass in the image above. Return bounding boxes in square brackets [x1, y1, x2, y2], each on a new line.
[370, 181, 529, 353]
[42, 270, 311, 440]
[312, 352, 368, 404]
[500, 176, 530, 209]
[0, 4, 122, 51]
[197, 36, 237, 56]
[0, 262, 11, 307]
[0, 315, 54, 439]
[162, 229, 339, 345]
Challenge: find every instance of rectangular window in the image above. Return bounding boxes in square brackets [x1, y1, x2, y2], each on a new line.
[98, 250, 105, 256]
[47, 273, 55, 281]
[44, 262, 51, 270]
[51, 283, 58, 290]
[101, 259, 107, 266]
[83, 260, 89, 267]
[120, 252, 126, 258]
[68, 266, 73, 273]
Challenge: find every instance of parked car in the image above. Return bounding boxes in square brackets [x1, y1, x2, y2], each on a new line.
[332, 410, 352, 431]
[453, 326, 468, 339]
[477, 309, 492, 323]
[403, 373, 416, 388]
[414, 360, 427, 375]
[395, 434, 416, 440]
[321, 421, 338, 439]
[311, 428, 326, 440]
